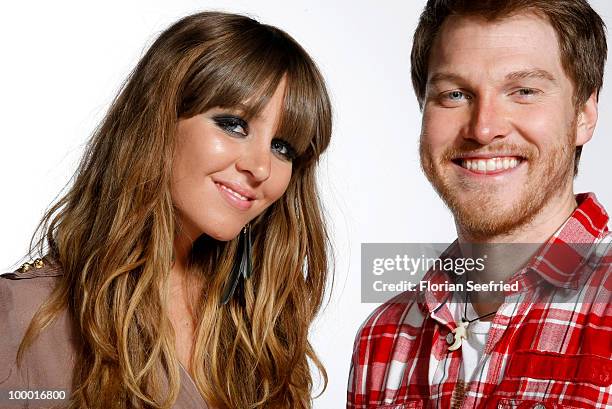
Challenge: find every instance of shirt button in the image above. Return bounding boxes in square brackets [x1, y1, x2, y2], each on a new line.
[446, 332, 455, 345]
[532, 404, 546, 409]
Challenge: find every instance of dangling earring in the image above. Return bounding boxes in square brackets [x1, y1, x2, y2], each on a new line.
[220, 223, 252, 305]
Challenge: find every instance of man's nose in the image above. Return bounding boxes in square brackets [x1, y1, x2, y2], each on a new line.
[467, 95, 511, 144]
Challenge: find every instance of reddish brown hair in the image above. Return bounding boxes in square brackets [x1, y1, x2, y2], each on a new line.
[411, 0, 607, 175]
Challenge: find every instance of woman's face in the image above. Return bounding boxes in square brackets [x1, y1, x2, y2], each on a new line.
[171, 79, 295, 241]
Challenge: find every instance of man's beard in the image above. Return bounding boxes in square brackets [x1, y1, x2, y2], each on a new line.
[419, 125, 576, 240]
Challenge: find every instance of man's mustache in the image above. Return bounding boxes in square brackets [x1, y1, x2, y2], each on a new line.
[440, 143, 536, 162]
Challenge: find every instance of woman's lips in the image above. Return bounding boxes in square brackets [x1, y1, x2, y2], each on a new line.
[215, 182, 254, 210]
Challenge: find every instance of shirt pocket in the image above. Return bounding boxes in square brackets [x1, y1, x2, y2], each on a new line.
[374, 401, 423, 409]
[490, 350, 611, 408]
[506, 350, 611, 386]
[495, 398, 582, 409]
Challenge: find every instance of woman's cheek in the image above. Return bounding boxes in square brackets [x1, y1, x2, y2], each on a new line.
[267, 162, 293, 203]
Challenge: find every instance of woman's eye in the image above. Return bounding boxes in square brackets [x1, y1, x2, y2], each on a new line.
[213, 115, 248, 136]
[271, 139, 296, 161]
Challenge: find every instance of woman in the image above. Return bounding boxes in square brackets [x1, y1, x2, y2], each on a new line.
[0, 11, 332, 409]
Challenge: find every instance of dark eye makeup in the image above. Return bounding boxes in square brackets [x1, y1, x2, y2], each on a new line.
[271, 139, 297, 161]
[212, 114, 297, 161]
[212, 115, 248, 136]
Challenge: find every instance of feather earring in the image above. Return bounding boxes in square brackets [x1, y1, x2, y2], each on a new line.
[220, 224, 252, 305]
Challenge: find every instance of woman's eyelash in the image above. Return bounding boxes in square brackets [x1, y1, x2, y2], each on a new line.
[272, 139, 297, 161]
[213, 115, 248, 136]
[212, 115, 296, 161]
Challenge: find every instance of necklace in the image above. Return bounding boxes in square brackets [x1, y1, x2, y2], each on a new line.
[447, 290, 497, 352]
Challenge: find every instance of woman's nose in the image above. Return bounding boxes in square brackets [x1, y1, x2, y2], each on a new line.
[235, 140, 272, 182]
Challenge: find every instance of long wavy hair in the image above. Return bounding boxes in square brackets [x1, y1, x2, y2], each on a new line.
[18, 11, 332, 409]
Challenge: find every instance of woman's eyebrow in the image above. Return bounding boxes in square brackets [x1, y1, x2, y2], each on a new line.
[222, 102, 264, 119]
[216, 103, 248, 113]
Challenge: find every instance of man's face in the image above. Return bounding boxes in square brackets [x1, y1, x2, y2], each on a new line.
[420, 12, 587, 238]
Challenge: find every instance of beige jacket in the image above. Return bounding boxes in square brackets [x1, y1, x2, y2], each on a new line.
[0, 258, 209, 409]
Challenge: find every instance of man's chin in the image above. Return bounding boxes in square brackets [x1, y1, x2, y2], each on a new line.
[455, 213, 523, 238]
[444, 196, 533, 239]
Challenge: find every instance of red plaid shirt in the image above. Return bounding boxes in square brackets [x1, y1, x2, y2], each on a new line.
[348, 193, 612, 409]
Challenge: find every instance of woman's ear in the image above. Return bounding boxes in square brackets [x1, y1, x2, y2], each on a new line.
[575, 91, 598, 147]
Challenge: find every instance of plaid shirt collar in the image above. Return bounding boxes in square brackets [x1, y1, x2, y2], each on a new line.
[419, 192, 610, 323]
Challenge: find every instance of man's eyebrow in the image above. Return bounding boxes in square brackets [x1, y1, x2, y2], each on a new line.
[505, 69, 557, 83]
[427, 69, 557, 86]
[428, 72, 464, 85]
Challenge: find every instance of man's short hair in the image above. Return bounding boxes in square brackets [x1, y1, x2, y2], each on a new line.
[411, 0, 607, 176]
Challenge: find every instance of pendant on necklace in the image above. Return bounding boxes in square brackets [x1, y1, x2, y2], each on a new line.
[448, 320, 469, 351]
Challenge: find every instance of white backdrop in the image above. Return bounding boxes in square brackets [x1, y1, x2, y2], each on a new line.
[1, 1, 611, 407]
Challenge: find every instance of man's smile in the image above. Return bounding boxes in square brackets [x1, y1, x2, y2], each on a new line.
[452, 156, 525, 175]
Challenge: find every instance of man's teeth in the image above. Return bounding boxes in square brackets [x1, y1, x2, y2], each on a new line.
[219, 184, 249, 200]
[460, 157, 521, 172]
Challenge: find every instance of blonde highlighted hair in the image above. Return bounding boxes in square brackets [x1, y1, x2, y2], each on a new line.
[20, 11, 332, 408]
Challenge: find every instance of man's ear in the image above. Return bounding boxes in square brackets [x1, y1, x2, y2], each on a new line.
[575, 91, 598, 147]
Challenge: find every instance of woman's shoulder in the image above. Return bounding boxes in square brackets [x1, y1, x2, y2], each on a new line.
[1, 256, 63, 320]
[0, 256, 76, 395]
[2, 256, 63, 280]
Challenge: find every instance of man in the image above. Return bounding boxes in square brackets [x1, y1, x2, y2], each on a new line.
[348, 0, 611, 408]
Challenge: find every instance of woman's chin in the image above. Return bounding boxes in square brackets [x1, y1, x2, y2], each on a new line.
[204, 228, 242, 242]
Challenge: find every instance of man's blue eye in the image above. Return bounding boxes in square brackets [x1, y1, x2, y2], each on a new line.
[448, 91, 465, 101]
[213, 115, 248, 136]
[271, 139, 296, 161]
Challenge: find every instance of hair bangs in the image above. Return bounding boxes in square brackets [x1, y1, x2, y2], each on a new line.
[178, 21, 292, 114]
[178, 23, 331, 165]
[273, 64, 325, 162]
[274, 49, 332, 169]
